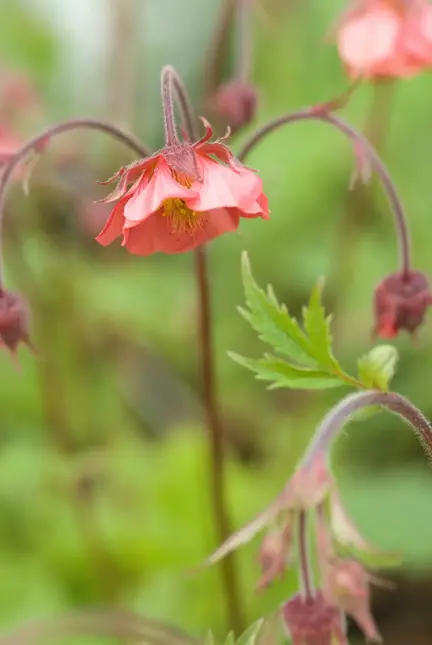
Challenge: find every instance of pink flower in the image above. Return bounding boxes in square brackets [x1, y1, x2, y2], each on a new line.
[0, 125, 21, 165]
[282, 592, 348, 645]
[96, 119, 269, 256]
[335, 0, 432, 79]
[322, 559, 383, 643]
[373, 270, 432, 338]
[0, 290, 37, 366]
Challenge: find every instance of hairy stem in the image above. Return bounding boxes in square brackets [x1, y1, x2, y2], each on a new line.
[0, 118, 150, 287]
[301, 390, 432, 468]
[237, 107, 411, 275]
[161, 67, 200, 142]
[330, 80, 396, 346]
[161, 67, 180, 146]
[298, 511, 314, 599]
[195, 246, 244, 634]
[235, 0, 253, 83]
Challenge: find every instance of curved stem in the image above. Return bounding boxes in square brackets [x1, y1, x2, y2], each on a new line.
[298, 511, 314, 599]
[329, 80, 396, 347]
[161, 67, 199, 143]
[235, 0, 253, 83]
[237, 108, 411, 275]
[301, 390, 432, 468]
[195, 246, 244, 634]
[0, 118, 150, 288]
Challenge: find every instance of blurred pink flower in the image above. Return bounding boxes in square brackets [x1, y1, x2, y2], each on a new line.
[335, 0, 432, 78]
[0, 125, 21, 166]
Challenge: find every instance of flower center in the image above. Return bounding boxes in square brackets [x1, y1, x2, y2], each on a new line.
[163, 198, 201, 234]
[162, 169, 203, 235]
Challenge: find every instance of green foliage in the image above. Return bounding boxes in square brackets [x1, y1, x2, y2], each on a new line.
[231, 253, 354, 390]
[206, 620, 265, 645]
[340, 469, 432, 568]
[233, 254, 401, 398]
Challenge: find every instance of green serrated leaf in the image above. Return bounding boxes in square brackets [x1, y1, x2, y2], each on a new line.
[236, 620, 265, 645]
[240, 252, 317, 366]
[228, 352, 344, 390]
[357, 345, 399, 391]
[302, 277, 339, 370]
[204, 632, 215, 645]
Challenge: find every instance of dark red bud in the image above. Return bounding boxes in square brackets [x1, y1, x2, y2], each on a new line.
[282, 591, 348, 645]
[0, 290, 36, 364]
[212, 81, 258, 134]
[373, 270, 432, 339]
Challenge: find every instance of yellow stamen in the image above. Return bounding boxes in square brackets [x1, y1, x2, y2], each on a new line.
[163, 198, 202, 234]
[162, 168, 204, 234]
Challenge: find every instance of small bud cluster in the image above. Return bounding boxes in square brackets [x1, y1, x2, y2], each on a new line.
[208, 452, 385, 644]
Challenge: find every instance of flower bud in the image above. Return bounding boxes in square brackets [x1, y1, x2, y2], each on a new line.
[212, 80, 258, 134]
[373, 270, 432, 338]
[322, 558, 382, 643]
[0, 289, 36, 363]
[282, 591, 348, 645]
[257, 522, 292, 590]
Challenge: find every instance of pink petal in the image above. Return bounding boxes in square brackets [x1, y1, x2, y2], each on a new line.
[197, 141, 243, 171]
[188, 157, 268, 216]
[194, 117, 214, 146]
[237, 193, 271, 219]
[402, 5, 432, 66]
[123, 159, 198, 223]
[337, 5, 401, 76]
[122, 208, 240, 256]
[96, 200, 126, 246]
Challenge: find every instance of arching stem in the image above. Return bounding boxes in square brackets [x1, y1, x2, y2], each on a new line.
[301, 390, 432, 468]
[238, 108, 411, 276]
[0, 118, 150, 288]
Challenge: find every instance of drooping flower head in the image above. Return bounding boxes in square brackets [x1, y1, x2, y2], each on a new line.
[211, 81, 258, 135]
[373, 269, 432, 338]
[97, 119, 269, 256]
[334, 0, 432, 79]
[0, 290, 36, 366]
[282, 591, 348, 645]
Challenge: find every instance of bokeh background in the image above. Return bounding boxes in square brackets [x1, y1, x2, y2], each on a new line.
[0, 0, 432, 643]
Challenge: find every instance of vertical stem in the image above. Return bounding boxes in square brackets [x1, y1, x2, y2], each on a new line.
[297, 511, 313, 599]
[194, 245, 244, 634]
[161, 69, 180, 146]
[203, 0, 236, 101]
[329, 80, 397, 345]
[106, 0, 140, 126]
[235, 0, 253, 83]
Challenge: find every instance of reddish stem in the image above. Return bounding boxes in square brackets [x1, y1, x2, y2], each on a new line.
[0, 118, 150, 287]
[298, 511, 314, 599]
[195, 245, 244, 634]
[301, 390, 432, 467]
[238, 108, 411, 276]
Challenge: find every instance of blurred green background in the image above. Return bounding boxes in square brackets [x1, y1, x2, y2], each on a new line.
[0, 0, 432, 644]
